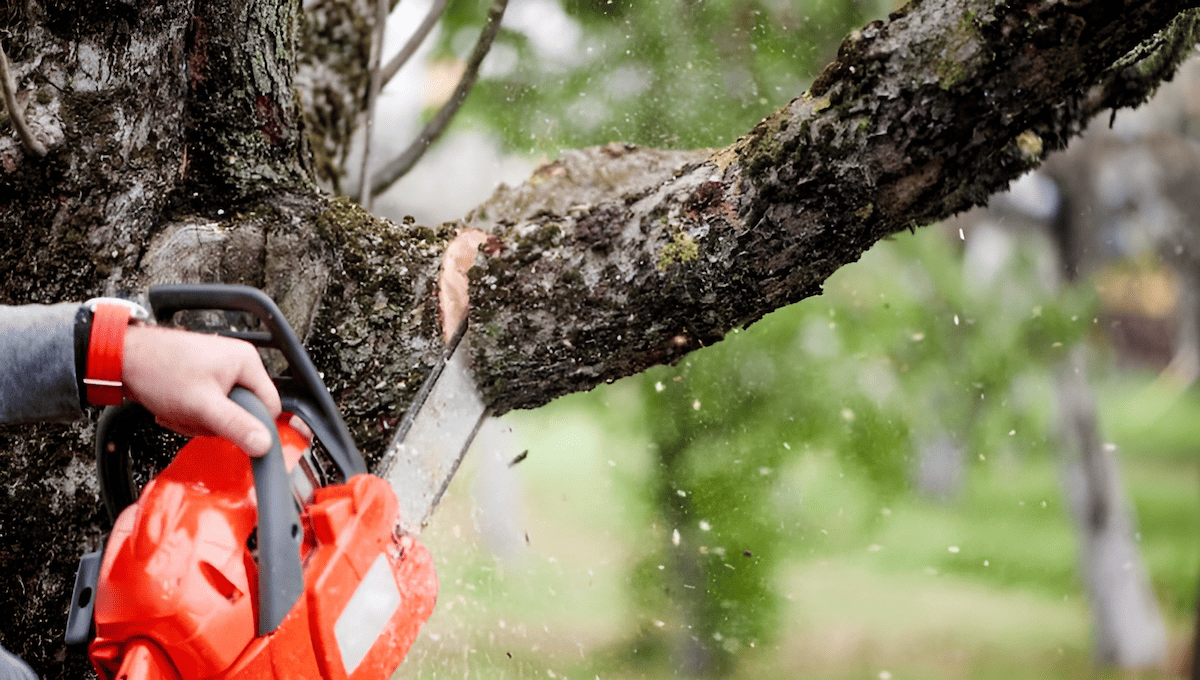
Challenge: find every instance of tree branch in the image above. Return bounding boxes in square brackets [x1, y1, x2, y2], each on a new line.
[355, 0, 392, 212]
[380, 0, 448, 87]
[1, 3, 1200, 675]
[1086, 8, 1200, 121]
[368, 0, 508, 197]
[0, 44, 46, 158]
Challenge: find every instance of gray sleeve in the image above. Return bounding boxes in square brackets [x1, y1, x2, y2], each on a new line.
[0, 303, 84, 424]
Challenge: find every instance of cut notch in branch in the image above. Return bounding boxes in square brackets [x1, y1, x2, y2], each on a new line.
[368, 0, 509, 199]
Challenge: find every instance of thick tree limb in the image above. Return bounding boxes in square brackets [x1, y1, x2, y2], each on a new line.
[460, 0, 1200, 414]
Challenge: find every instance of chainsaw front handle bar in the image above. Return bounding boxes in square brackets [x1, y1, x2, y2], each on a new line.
[149, 284, 367, 479]
[229, 386, 306, 636]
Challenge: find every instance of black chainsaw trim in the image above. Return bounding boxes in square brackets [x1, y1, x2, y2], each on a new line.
[95, 402, 184, 523]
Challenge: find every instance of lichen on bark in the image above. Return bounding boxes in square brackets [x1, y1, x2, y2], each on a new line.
[305, 196, 449, 464]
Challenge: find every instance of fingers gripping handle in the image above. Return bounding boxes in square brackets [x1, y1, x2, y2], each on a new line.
[228, 387, 305, 636]
[149, 283, 367, 479]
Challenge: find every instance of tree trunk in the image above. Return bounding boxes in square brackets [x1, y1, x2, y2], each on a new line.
[1056, 345, 1169, 667]
[1023, 130, 1179, 668]
[0, 1, 1198, 676]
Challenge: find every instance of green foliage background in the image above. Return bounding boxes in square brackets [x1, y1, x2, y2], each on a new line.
[437, 0, 878, 152]
[405, 223, 1199, 679]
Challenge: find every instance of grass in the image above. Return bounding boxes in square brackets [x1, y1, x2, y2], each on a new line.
[768, 560, 1093, 680]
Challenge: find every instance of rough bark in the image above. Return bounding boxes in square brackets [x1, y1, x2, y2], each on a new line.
[0, 0, 1196, 677]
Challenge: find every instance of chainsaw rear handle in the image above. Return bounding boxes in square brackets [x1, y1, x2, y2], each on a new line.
[149, 284, 367, 479]
[229, 386, 306, 636]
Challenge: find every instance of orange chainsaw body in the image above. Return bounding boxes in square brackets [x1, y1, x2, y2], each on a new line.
[87, 418, 438, 680]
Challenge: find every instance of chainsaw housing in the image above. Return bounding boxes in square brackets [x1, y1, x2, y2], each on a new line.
[87, 421, 437, 680]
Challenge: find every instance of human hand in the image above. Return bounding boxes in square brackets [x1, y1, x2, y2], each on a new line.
[121, 325, 282, 456]
[438, 228, 489, 342]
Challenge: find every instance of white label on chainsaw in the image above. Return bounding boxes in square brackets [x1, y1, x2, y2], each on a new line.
[334, 553, 401, 675]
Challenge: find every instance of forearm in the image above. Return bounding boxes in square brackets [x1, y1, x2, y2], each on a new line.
[0, 303, 84, 424]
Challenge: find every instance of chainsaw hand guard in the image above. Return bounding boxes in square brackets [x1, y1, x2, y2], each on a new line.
[230, 387, 305, 635]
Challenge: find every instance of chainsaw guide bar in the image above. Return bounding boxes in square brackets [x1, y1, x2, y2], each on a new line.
[379, 321, 490, 536]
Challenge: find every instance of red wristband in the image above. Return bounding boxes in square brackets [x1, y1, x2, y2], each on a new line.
[85, 302, 132, 406]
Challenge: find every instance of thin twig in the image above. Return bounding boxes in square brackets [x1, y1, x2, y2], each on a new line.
[370, 0, 508, 198]
[0, 43, 46, 157]
[380, 0, 448, 87]
[356, 0, 393, 212]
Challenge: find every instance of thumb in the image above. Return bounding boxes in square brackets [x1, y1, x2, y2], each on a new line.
[210, 398, 275, 457]
[239, 422, 274, 458]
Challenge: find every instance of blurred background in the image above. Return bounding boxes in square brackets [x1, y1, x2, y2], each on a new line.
[343, 0, 1200, 677]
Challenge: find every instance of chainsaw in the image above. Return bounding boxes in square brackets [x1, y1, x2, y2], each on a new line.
[64, 284, 439, 680]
